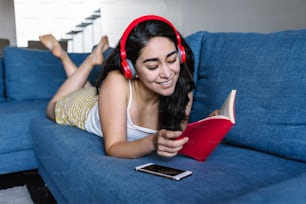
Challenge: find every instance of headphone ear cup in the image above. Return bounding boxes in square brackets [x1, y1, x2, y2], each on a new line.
[126, 59, 137, 79]
[177, 45, 186, 64]
[120, 59, 137, 80]
[121, 60, 132, 79]
[177, 48, 182, 64]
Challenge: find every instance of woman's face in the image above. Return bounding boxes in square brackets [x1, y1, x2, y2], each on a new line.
[135, 37, 180, 96]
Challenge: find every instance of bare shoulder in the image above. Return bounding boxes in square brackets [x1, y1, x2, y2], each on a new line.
[99, 71, 129, 96]
[102, 71, 128, 88]
[104, 70, 126, 82]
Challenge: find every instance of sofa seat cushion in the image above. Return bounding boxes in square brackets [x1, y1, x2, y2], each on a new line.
[227, 173, 306, 204]
[0, 100, 47, 154]
[32, 117, 306, 204]
[3, 47, 91, 101]
[186, 29, 306, 163]
[0, 149, 37, 174]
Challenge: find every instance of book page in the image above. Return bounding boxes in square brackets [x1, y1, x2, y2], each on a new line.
[219, 89, 236, 124]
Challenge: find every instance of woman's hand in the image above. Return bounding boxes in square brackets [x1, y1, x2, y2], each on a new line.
[153, 129, 189, 158]
[208, 109, 220, 117]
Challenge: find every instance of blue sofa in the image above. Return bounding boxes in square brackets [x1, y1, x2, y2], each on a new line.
[0, 47, 92, 174]
[1, 29, 306, 203]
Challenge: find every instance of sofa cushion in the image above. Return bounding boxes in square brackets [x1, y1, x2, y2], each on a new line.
[31, 117, 306, 203]
[0, 100, 47, 173]
[0, 150, 37, 174]
[0, 100, 47, 154]
[0, 56, 5, 102]
[227, 173, 306, 204]
[186, 29, 306, 162]
[3, 47, 91, 101]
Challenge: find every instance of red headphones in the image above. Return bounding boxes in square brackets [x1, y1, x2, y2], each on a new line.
[120, 15, 187, 79]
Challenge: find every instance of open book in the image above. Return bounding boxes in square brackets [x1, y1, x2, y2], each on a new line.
[178, 89, 237, 161]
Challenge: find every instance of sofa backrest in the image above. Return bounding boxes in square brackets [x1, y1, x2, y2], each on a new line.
[3, 47, 92, 101]
[0, 56, 5, 102]
[186, 29, 306, 163]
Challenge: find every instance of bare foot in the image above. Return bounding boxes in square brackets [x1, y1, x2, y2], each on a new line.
[39, 34, 66, 59]
[89, 35, 110, 65]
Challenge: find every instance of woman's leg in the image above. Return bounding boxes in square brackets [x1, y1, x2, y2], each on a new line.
[44, 35, 109, 120]
[39, 34, 80, 78]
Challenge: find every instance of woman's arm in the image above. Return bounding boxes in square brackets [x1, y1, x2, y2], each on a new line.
[104, 129, 187, 159]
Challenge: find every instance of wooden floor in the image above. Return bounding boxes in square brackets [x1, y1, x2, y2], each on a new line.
[0, 170, 56, 204]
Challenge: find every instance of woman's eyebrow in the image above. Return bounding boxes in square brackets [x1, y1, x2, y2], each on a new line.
[142, 50, 177, 63]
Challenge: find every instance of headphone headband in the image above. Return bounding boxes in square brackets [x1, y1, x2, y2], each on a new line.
[120, 15, 186, 79]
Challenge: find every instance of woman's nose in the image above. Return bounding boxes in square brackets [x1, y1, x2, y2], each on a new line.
[159, 64, 171, 78]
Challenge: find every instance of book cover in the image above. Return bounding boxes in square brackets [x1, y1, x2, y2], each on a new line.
[178, 90, 237, 161]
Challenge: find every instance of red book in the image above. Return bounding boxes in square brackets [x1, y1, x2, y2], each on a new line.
[178, 90, 237, 161]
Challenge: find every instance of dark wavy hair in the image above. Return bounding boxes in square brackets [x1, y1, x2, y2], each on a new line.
[95, 20, 194, 131]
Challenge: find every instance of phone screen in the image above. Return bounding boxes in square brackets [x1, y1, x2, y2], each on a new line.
[142, 164, 185, 176]
[135, 163, 192, 180]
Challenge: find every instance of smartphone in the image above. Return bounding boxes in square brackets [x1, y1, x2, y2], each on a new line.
[135, 163, 192, 181]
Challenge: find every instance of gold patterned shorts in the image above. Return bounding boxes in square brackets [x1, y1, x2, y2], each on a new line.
[55, 87, 98, 129]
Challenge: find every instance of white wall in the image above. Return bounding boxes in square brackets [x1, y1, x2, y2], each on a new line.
[100, 0, 306, 47]
[181, 0, 306, 33]
[10, 0, 306, 50]
[14, 0, 101, 51]
[0, 0, 17, 45]
[100, 0, 186, 47]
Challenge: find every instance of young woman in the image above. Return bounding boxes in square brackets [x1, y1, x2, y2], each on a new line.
[41, 15, 195, 159]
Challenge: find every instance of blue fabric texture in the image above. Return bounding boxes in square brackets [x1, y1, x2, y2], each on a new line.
[0, 56, 5, 102]
[32, 117, 306, 204]
[185, 31, 207, 87]
[0, 150, 37, 174]
[4, 47, 89, 101]
[0, 100, 47, 153]
[226, 173, 306, 204]
[186, 30, 306, 163]
[0, 100, 46, 174]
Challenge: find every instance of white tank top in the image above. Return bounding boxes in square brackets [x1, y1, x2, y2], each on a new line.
[85, 81, 157, 141]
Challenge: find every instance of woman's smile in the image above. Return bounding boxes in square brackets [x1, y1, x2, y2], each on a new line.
[157, 79, 174, 88]
[135, 37, 180, 96]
